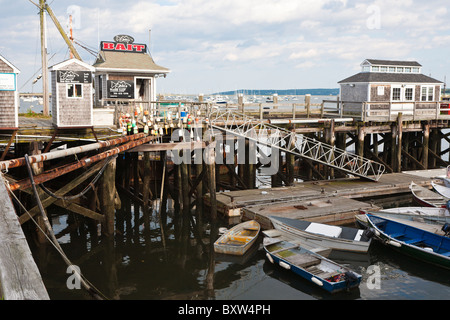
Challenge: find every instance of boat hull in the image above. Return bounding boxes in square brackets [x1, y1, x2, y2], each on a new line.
[410, 182, 446, 208]
[366, 214, 450, 269]
[269, 216, 371, 253]
[264, 239, 361, 294]
[214, 220, 260, 256]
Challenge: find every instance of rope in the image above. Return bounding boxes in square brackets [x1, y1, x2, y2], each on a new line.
[38, 155, 117, 201]
[24, 154, 108, 300]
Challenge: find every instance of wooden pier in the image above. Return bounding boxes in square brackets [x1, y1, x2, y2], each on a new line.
[205, 169, 446, 230]
[1, 98, 450, 299]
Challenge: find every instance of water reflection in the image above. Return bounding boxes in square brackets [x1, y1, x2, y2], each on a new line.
[27, 194, 450, 300]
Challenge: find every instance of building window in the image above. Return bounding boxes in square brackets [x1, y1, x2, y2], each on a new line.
[405, 87, 413, 101]
[397, 67, 404, 73]
[67, 84, 83, 98]
[412, 67, 419, 73]
[392, 87, 401, 100]
[421, 86, 434, 101]
[389, 67, 396, 72]
[372, 66, 379, 72]
[362, 66, 370, 72]
[380, 66, 387, 72]
[405, 67, 411, 73]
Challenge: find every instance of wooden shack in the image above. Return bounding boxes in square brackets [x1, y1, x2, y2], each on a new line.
[338, 59, 444, 120]
[0, 55, 20, 129]
[49, 58, 95, 127]
[92, 34, 170, 109]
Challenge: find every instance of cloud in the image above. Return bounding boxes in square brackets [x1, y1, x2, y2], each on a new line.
[2, 0, 450, 93]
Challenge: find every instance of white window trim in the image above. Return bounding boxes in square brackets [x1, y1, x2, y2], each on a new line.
[391, 85, 415, 102]
[66, 83, 84, 99]
[420, 85, 434, 102]
[391, 85, 402, 101]
[404, 85, 415, 101]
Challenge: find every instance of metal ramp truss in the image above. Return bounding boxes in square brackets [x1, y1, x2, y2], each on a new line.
[206, 110, 385, 181]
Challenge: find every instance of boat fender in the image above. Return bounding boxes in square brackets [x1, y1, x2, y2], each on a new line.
[266, 253, 274, 264]
[423, 247, 434, 252]
[218, 227, 228, 235]
[374, 230, 380, 237]
[279, 261, 291, 270]
[311, 277, 323, 287]
[388, 240, 401, 248]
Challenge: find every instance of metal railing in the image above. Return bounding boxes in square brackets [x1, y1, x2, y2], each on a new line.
[207, 110, 385, 181]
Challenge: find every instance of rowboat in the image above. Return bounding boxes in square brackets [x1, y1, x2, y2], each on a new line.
[355, 210, 447, 236]
[365, 214, 450, 269]
[269, 215, 373, 253]
[431, 180, 450, 199]
[409, 181, 447, 208]
[356, 206, 450, 225]
[214, 220, 260, 255]
[263, 238, 362, 293]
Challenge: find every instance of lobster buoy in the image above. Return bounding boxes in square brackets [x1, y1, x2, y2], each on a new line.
[144, 124, 149, 134]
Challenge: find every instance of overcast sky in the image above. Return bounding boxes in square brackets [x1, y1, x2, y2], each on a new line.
[1, 0, 449, 95]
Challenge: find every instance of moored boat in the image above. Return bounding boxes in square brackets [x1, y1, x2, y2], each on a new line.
[263, 238, 362, 293]
[214, 220, 260, 256]
[431, 180, 450, 199]
[269, 215, 372, 253]
[366, 214, 450, 269]
[356, 210, 447, 235]
[409, 181, 447, 208]
[356, 206, 450, 226]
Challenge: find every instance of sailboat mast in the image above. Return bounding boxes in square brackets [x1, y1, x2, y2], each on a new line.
[39, 0, 49, 116]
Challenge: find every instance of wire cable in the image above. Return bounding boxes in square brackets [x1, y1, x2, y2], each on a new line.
[24, 154, 108, 300]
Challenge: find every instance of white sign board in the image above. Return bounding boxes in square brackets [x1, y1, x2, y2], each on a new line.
[0, 73, 15, 91]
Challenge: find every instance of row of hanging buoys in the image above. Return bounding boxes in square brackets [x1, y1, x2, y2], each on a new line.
[119, 108, 198, 136]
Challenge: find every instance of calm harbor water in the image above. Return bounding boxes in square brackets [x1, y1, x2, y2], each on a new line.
[27, 194, 450, 301]
[18, 95, 450, 301]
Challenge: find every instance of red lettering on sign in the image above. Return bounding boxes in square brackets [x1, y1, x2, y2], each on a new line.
[100, 41, 146, 53]
[115, 43, 126, 51]
[102, 42, 115, 50]
[133, 44, 146, 52]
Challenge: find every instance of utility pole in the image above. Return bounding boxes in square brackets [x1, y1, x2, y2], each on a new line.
[39, 0, 49, 116]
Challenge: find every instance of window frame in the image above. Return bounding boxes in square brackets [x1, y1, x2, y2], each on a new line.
[67, 83, 83, 99]
[421, 85, 434, 102]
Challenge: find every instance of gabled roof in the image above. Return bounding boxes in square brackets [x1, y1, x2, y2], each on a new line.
[338, 72, 443, 84]
[0, 54, 20, 73]
[93, 50, 170, 74]
[49, 58, 95, 71]
[363, 59, 422, 67]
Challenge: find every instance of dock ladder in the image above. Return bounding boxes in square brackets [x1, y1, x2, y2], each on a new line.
[206, 110, 385, 182]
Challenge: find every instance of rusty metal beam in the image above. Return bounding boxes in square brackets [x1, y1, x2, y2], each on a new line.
[8, 135, 155, 192]
[0, 133, 150, 171]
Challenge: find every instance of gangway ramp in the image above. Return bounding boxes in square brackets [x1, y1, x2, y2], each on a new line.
[206, 110, 385, 182]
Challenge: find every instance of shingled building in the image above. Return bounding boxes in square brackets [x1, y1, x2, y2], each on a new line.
[338, 59, 443, 120]
[92, 35, 170, 109]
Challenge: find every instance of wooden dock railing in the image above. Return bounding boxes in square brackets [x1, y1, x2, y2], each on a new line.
[0, 172, 49, 300]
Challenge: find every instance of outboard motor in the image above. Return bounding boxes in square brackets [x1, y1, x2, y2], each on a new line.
[361, 227, 375, 241]
[442, 223, 450, 237]
[344, 271, 359, 290]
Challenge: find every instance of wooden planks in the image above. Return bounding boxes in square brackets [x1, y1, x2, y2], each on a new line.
[0, 173, 49, 300]
[206, 169, 446, 227]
